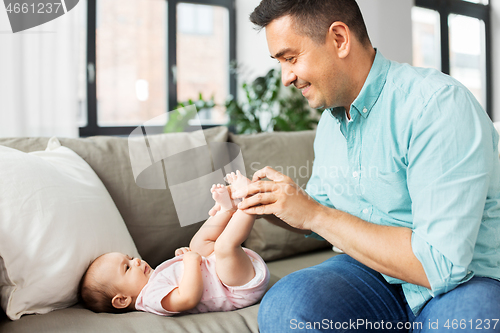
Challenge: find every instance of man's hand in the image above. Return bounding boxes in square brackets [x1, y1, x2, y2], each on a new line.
[233, 166, 323, 231]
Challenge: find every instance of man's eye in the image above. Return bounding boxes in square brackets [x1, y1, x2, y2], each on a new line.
[126, 265, 129, 271]
[285, 57, 294, 62]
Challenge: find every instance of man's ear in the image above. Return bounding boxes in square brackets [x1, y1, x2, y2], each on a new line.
[112, 294, 132, 309]
[327, 21, 350, 59]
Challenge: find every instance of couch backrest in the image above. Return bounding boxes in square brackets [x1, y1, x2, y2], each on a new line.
[3, 122, 500, 266]
[0, 127, 328, 266]
[0, 127, 228, 267]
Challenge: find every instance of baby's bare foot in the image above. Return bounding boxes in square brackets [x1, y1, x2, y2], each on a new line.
[211, 184, 234, 211]
[225, 170, 251, 195]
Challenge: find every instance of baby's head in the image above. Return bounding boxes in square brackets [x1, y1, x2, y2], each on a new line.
[79, 252, 153, 313]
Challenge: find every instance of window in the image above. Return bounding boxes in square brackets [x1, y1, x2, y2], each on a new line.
[412, 0, 491, 117]
[81, 0, 236, 136]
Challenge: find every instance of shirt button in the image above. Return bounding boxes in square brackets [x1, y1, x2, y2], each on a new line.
[352, 171, 359, 178]
[363, 208, 369, 214]
[363, 107, 368, 113]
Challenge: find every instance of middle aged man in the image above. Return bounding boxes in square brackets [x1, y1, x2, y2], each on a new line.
[224, 0, 500, 332]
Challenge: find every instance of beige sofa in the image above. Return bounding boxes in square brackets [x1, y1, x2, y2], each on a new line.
[0, 126, 336, 333]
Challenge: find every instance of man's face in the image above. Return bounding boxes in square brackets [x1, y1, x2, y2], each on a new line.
[266, 15, 348, 109]
[96, 252, 153, 300]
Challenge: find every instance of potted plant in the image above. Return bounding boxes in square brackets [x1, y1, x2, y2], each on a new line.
[165, 68, 322, 134]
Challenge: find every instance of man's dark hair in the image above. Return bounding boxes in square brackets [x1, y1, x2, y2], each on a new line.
[250, 0, 371, 46]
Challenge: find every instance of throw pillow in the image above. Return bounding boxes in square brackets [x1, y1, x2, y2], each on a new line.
[0, 138, 140, 320]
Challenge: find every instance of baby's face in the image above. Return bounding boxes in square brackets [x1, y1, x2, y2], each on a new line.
[96, 252, 153, 299]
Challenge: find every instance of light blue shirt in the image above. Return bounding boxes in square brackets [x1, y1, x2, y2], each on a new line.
[305, 51, 500, 315]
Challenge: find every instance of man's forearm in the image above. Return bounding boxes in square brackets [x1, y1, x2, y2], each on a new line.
[260, 214, 311, 234]
[311, 206, 431, 289]
[236, 166, 430, 288]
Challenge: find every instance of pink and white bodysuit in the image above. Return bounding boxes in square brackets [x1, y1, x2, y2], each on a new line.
[135, 248, 270, 316]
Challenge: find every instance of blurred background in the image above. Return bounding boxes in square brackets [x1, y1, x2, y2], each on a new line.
[0, 0, 498, 138]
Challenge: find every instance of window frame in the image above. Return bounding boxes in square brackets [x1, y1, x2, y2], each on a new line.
[415, 0, 492, 118]
[81, 0, 237, 137]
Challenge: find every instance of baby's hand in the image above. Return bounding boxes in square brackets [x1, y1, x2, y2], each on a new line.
[175, 247, 191, 256]
[183, 251, 202, 265]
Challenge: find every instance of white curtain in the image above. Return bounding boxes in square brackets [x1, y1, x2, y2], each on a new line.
[0, 1, 86, 138]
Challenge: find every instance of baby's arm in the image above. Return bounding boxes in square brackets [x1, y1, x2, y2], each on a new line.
[161, 252, 203, 312]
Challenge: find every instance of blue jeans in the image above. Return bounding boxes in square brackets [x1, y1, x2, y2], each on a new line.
[258, 255, 500, 332]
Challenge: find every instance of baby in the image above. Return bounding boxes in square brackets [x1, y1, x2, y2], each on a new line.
[79, 170, 270, 316]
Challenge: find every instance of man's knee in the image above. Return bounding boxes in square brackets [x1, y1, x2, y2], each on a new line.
[258, 255, 409, 332]
[258, 268, 320, 331]
[258, 256, 368, 324]
[417, 277, 500, 327]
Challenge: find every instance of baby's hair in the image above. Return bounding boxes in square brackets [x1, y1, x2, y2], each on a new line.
[78, 254, 130, 314]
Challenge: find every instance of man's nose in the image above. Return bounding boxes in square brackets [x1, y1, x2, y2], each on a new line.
[281, 65, 297, 87]
[133, 258, 141, 266]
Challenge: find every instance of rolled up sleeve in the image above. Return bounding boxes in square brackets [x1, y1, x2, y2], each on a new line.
[407, 85, 494, 296]
[304, 140, 337, 241]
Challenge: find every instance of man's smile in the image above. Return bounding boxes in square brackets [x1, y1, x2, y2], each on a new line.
[295, 83, 311, 96]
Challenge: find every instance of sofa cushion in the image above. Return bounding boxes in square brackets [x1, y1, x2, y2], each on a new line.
[0, 126, 229, 269]
[229, 130, 331, 261]
[0, 304, 260, 333]
[0, 138, 140, 320]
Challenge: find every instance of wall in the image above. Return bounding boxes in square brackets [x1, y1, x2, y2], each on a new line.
[235, 0, 277, 85]
[356, 0, 413, 64]
[235, 0, 414, 87]
[492, 0, 500, 121]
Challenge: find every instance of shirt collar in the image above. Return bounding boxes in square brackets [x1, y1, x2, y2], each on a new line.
[329, 49, 391, 122]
